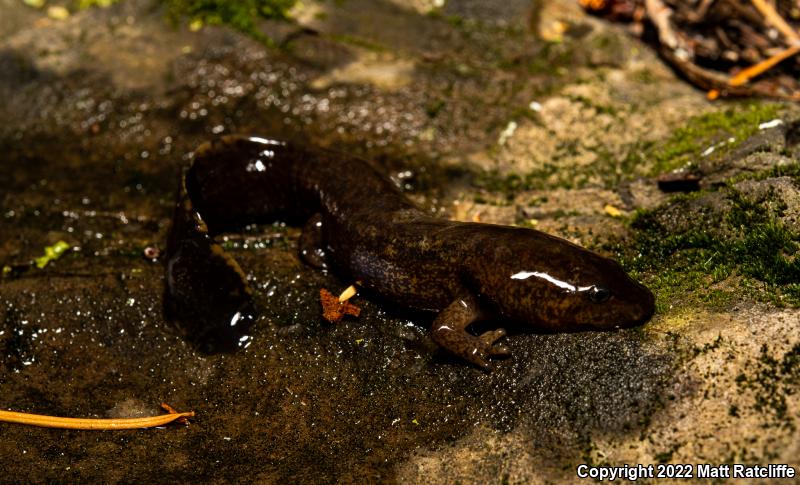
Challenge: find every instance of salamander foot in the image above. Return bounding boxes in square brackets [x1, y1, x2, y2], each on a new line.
[431, 295, 510, 370]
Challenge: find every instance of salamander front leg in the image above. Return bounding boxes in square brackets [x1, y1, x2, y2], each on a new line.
[431, 294, 510, 370]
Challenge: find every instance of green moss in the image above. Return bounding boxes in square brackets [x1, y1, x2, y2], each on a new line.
[728, 161, 800, 185]
[620, 186, 800, 312]
[444, 14, 465, 28]
[424, 99, 446, 119]
[471, 165, 562, 195]
[329, 34, 390, 53]
[472, 103, 784, 196]
[567, 94, 618, 116]
[627, 102, 783, 177]
[735, 343, 800, 428]
[165, 0, 296, 42]
[692, 335, 723, 357]
[77, 0, 119, 8]
[653, 451, 673, 463]
[631, 68, 656, 84]
[528, 41, 575, 75]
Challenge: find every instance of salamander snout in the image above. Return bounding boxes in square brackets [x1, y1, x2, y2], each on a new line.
[586, 274, 655, 331]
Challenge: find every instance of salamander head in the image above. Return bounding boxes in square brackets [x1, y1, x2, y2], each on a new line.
[469, 228, 655, 331]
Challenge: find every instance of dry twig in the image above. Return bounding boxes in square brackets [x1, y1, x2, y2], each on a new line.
[749, 0, 800, 44]
[582, 0, 800, 99]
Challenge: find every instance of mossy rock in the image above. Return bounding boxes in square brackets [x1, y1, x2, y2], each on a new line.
[622, 179, 800, 311]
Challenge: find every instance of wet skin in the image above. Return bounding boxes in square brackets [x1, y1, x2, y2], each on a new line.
[165, 136, 655, 368]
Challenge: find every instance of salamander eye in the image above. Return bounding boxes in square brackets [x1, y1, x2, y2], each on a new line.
[588, 285, 611, 303]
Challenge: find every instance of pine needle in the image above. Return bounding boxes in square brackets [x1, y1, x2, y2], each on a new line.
[0, 404, 195, 430]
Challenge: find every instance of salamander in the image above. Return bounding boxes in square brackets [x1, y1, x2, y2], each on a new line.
[165, 135, 655, 369]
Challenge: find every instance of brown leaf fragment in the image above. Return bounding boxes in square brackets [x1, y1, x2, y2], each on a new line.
[320, 288, 361, 323]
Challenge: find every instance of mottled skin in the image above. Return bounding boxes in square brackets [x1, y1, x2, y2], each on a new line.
[165, 135, 655, 368]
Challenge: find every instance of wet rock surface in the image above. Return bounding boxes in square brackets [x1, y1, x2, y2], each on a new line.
[1, 0, 799, 483]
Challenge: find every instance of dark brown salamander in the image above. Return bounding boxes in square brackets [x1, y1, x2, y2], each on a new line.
[165, 135, 655, 368]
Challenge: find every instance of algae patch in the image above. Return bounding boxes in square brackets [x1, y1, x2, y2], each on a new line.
[33, 240, 71, 269]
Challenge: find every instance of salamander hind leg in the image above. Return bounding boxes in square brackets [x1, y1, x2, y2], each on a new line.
[299, 213, 329, 269]
[431, 293, 511, 370]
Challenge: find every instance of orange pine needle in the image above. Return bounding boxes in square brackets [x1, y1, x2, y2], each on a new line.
[161, 402, 191, 425]
[729, 45, 800, 86]
[0, 406, 195, 430]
